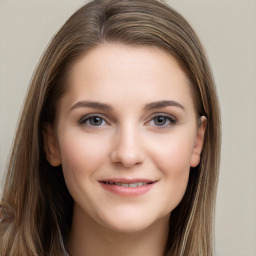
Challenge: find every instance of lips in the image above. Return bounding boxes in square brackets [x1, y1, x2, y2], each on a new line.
[101, 181, 148, 187]
[99, 179, 157, 196]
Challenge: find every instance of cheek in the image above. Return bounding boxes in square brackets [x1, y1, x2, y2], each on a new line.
[149, 133, 195, 174]
[57, 131, 113, 214]
[57, 131, 110, 185]
[148, 133, 195, 207]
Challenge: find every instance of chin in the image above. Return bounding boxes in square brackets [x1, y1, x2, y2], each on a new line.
[107, 220, 151, 233]
[96, 210, 170, 234]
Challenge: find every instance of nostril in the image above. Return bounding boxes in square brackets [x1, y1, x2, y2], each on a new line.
[110, 130, 146, 167]
[110, 148, 145, 167]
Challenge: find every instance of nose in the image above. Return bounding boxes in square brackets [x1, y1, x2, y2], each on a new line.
[110, 126, 145, 168]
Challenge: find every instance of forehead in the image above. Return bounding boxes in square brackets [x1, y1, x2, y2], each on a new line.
[59, 43, 195, 113]
[70, 43, 189, 81]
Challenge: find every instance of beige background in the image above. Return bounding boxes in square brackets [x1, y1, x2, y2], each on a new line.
[0, 0, 256, 255]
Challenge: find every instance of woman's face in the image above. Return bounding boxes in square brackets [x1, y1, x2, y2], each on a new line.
[44, 44, 206, 233]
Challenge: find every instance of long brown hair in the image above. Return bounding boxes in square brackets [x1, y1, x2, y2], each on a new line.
[0, 0, 221, 255]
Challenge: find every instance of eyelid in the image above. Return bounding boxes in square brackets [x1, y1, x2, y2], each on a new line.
[78, 112, 177, 127]
[150, 112, 176, 119]
[145, 112, 177, 128]
[79, 113, 110, 125]
[147, 112, 176, 122]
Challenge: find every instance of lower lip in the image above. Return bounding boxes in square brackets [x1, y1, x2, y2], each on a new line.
[99, 182, 155, 196]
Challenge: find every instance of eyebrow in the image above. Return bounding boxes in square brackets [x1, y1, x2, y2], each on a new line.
[69, 101, 113, 112]
[69, 100, 184, 112]
[144, 100, 185, 111]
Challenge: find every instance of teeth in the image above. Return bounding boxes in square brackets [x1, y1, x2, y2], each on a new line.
[103, 181, 147, 187]
[129, 182, 145, 187]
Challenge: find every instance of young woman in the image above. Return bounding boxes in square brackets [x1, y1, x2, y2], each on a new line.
[0, 0, 221, 255]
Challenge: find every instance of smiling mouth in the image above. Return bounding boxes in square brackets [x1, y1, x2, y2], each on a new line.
[100, 181, 153, 187]
[99, 179, 157, 196]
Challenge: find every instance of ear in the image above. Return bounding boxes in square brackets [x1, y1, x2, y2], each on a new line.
[42, 123, 62, 166]
[190, 116, 207, 167]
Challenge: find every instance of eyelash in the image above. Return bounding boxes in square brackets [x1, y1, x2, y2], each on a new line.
[79, 114, 109, 126]
[146, 113, 177, 128]
[78, 113, 177, 128]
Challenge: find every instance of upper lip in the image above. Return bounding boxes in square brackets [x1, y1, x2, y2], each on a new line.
[99, 178, 157, 184]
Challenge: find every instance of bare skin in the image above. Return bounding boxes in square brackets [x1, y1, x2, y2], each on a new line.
[68, 209, 169, 256]
[44, 44, 206, 256]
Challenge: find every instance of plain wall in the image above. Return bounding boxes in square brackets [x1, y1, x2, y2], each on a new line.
[0, 1, 256, 255]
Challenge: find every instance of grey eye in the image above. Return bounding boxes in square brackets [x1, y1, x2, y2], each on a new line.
[153, 116, 168, 126]
[79, 115, 107, 126]
[147, 114, 176, 128]
[87, 116, 104, 126]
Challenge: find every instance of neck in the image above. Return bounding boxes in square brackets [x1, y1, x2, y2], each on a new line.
[67, 207, 169, 256]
